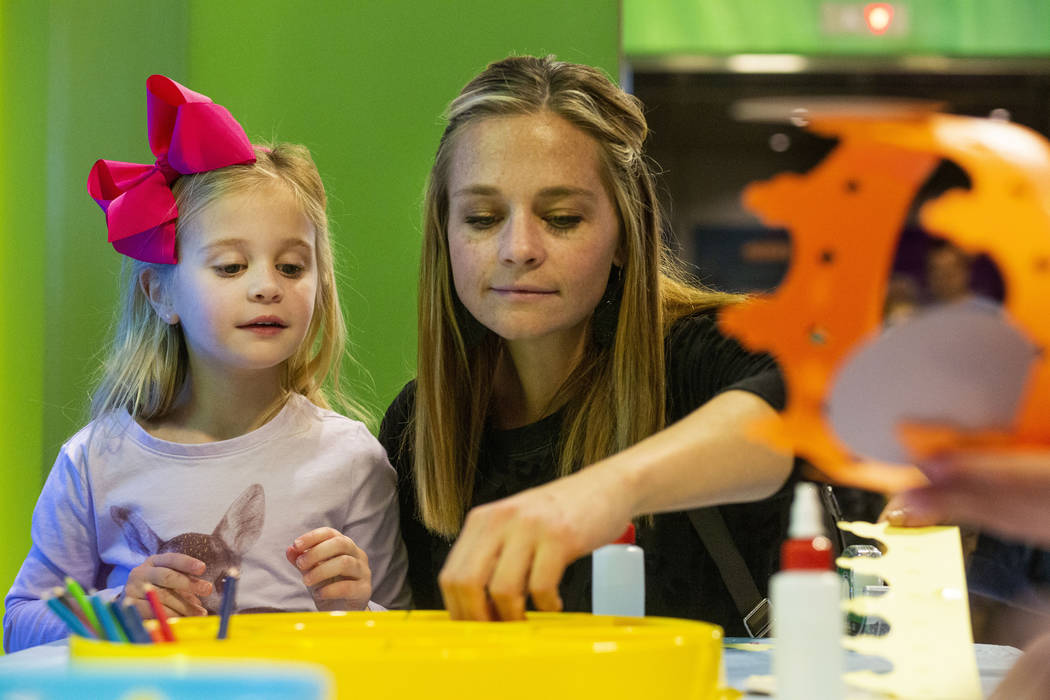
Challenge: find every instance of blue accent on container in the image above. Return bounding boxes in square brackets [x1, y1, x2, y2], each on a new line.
[0, 664, 330, 699]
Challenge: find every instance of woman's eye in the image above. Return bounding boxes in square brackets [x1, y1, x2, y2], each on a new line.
[464, 214, 500, 230]
[545, 214, 583, 230]
[214, 263, 246, 276]
[277, 263, 304, 278]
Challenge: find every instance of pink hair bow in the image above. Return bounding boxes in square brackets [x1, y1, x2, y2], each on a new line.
[87, 75, 256, 264]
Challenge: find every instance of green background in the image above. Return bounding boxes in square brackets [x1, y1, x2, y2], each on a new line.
[0, 0, 619, 622]
[623, 0, 1050, 56]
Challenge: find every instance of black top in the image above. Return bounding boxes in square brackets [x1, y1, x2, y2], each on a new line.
[378, 310, 793, 636]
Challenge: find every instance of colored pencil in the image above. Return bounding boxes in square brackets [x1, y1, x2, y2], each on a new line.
[63, 577, 103, 637]
[90, 595, 127, 642]
[143, 584, 176, 642]
[118, 598, 152, 644]
[217, 568, 239, 640]
[44, 593, 93, 638]
[54, 588, 94, 632]
[107, 600, 137, 643]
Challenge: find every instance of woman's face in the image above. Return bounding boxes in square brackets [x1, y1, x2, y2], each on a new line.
[446, 112, 621, 352]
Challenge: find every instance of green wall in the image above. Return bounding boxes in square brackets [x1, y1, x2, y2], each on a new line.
[1, 1, 49, 638]
[0, 0, 618, 624]
[624, 0, 1050, 57]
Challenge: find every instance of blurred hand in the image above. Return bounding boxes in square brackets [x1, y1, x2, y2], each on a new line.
[991, 630, 1050, 699]
[439, 464, 632, 621]
[881, 449, 1050, 547]
[883, 448, 1050, 697]
[287, 527, 371, 610]
[124, 552, 211, 619]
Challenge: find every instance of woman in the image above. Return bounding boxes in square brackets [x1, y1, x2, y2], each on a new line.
[379, 55, 794, 632]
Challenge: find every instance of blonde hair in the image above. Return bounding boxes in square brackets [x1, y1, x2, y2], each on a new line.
[414, 55, 738, 535]
[92, 143, 367, 424]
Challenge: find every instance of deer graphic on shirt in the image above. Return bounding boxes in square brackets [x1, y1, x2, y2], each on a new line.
[111, 483, 265, 614]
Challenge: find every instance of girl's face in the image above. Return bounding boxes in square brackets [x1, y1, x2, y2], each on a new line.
[162, 183, 318, 379]
[446, 112, 622, 352]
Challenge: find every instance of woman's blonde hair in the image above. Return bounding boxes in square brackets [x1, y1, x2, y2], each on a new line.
[415, 55, 738, 535]
[92, 143, 367, 424]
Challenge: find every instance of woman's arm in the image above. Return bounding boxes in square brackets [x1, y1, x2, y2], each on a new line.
[616, 389, 791, 512]
[439, 389, 792, 621]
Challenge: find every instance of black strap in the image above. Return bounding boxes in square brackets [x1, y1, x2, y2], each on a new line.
[687, 507, 771, 637]
[817, 482, 849, 554]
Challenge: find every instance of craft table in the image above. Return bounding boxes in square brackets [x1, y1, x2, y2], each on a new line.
[0, 635, 1023, 698]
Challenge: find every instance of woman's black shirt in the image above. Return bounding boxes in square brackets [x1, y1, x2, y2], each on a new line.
[378, 310, 792, 636]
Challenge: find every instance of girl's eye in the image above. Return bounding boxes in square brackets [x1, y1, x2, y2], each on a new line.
[464, 214, 501, 230]
[545, 214, 583, 230]
[277, 263, 304, 278]
[215, 264, 246, 276]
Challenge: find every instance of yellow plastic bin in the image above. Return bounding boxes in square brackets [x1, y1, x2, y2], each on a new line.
[71, 610, 731, 700]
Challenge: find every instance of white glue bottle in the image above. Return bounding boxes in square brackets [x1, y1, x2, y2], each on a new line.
[771, 482, 845, 700]
[592, 523, 645, 617]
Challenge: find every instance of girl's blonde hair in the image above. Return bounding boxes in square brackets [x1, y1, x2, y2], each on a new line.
[414, 55, 738, 535]
[92, 143, 366, 424]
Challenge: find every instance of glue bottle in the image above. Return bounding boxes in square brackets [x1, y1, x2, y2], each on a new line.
[771, 482, 844, 700]
[592, 523, 644, 617]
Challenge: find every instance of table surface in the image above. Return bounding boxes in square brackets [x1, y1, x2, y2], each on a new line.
[0, 636, 1024, 698]
[721, 637, 1022, 698]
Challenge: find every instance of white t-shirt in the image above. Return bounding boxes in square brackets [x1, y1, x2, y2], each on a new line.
[3, 394, 410, 652]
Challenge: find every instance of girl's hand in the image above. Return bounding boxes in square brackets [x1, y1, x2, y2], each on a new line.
[438, 464, 633, 622]
[124, 553, 211, 618]
[286, 527, 372, 610]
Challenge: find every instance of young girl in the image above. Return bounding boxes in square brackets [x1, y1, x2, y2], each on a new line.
[3, 75, 409, 652]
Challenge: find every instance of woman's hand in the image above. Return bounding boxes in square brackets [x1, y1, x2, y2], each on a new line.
[881, 449, 1050, 547]
[439, 464, 633, 621]
[438, 390, 791, 621]
[124, 553, 211, 618]
[286, 527, 372, 610]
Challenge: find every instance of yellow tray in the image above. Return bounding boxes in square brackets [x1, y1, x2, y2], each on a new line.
[71, 610, 730, 700]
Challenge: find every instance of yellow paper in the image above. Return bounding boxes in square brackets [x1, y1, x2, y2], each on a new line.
[837, 521, 981, 699]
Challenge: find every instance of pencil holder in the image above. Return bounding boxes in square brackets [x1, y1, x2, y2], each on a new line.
[71, 610, 729, 700]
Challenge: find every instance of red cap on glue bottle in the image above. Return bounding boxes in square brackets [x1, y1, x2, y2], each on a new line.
[780, 483, 832, 570]
[613, 523, 636, 545]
